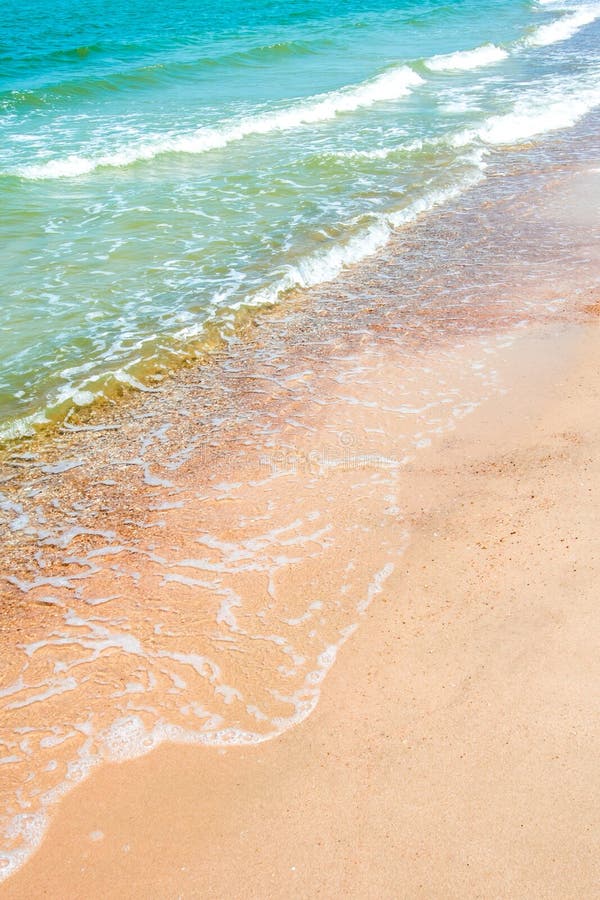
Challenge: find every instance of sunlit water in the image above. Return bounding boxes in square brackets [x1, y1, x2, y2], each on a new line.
[1, 0, 600, 438]
[1, 118, 600, 878]
[2, 0, 600, 884]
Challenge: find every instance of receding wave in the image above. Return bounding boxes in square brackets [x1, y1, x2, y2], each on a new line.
[0, 154, 485, 444]
[14, 66, 423, 180]
[523, 3, 600, 46]
[452, 75, 600, 146]
[425, 43, 508, 72]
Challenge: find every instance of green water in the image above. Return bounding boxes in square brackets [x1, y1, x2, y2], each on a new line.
[1, 0, 600, 438]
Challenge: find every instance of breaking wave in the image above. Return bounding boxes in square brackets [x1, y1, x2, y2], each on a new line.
[14, 66, 423, 180]
[425, 43, 508, 72]
[524, 2, 600, 46]
[453, 76, 600, 146]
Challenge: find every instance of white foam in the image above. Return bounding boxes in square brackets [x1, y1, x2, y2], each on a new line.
[524, 4, 600, 46]
[322, 135, 447, 162]
[5, 678, 78, 711]
[473, 80, 600, 145]
[16, 66, 423, 180]
[174, 218, 393, 343]
[0, 812, 48, 883]
[426, 43, 508, 72]
[0, 312, 506, 884]
[0, 410, 49, 443]
[388, 154, 487, 227]
[356, 562, 396, 614]
[482, 86, 600, 144]
[174, 155, 486, 350]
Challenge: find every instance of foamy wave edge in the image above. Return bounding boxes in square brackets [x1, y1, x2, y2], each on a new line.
[0, 153, 487, 445]
[523, 1, 600, 47]
[452, 76, 600, 146]
[0, 562, 396, 883]
[156, 158, 488, 343]
[14, 66, 423, 180]
[13, 4, 600, 184]
[425, 43, 508, 72]
[5, 59, 600, 444]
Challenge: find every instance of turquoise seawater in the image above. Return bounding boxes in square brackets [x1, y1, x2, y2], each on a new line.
[1, 0, 600, 439]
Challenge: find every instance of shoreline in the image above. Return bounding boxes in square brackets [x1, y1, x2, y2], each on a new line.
[1, 143, 599, 892]
[1, 113, 599, 455]
[4, 314, 600, 897]
[3, 0, 600, 889]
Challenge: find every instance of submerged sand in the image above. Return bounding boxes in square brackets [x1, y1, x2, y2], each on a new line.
[1, 150, 600, 896]
[4, 317, 600, 899]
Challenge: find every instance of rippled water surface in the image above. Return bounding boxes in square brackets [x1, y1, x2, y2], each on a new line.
[2, 0, 600, 883]
[2, 0, 600, 437]
[1, 119, 600, 877]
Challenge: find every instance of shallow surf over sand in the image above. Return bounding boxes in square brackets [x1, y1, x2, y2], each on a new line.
[3, 0, 600, 445]
[1, 117, 600, 880]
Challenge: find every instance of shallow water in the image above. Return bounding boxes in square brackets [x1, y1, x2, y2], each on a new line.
[2, 0, 600, 438]
[2, 0, 600, 881]
[1, 114, 600, 879]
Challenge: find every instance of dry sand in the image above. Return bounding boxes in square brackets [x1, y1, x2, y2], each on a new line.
[4, 315, 600, 899]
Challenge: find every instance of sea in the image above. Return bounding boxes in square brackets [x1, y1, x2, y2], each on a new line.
[1, 0, 600, 441]
[1, 0, 600, 884]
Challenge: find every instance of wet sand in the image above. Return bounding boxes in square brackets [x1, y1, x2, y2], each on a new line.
[1, 148, 600, 896]
[4, 315, 600, 899]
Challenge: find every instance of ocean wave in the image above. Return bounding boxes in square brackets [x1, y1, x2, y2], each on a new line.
[523, 3, 600, 46]
[14, 66, 423, 180]
[0, 55, 232, 107]
[0, 156, 485, 444]
[1, 36, 325, 70]
[176, 155, 486, 332]
[425, 43, 508, 72]
[452, 77, 600, 146]
[1, 37, 334, 109]
[0, 40, 123, 66]
[315, 136, 435, 162]
[224, 38, 331, 65]
[387, 154, 486, 226]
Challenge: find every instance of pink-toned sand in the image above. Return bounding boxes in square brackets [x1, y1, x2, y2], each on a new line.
[3, 160, 600, 899]
[4, 316, 600, 899]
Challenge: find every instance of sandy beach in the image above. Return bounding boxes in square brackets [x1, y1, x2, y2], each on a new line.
[3, 311, 600, 898]
[4, 0, 600, 892]
[1, 129, 600, 897]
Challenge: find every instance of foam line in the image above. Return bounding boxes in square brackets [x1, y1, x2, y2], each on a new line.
[524, 3, 600, 46]
[15, 66, 423, 180]
[425, 43, 508, 72]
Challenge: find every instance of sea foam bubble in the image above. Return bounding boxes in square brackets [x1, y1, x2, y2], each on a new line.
[425, 43, 508, 72]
